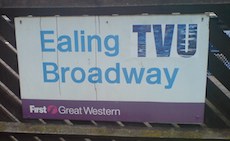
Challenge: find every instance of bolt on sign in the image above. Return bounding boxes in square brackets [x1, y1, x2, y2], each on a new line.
[15, 14, 209, 124]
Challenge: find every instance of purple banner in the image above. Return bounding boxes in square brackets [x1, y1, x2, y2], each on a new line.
[22, 99, 204, 123]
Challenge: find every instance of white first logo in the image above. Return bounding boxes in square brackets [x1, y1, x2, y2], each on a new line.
[29, 105, 47, 113]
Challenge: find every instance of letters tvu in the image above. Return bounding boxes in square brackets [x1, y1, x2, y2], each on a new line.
[133, 24, 197, 58]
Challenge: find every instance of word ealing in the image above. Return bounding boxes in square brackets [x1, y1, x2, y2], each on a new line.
[41, 24, 198, 89]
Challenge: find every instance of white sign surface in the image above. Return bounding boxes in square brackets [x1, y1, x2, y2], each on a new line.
[15, 14, 209, 123]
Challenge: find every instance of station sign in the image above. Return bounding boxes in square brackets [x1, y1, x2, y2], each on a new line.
[15, 14, 209, 123]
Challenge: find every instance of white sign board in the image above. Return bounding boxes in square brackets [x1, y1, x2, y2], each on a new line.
[15, 14, 209, 123]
